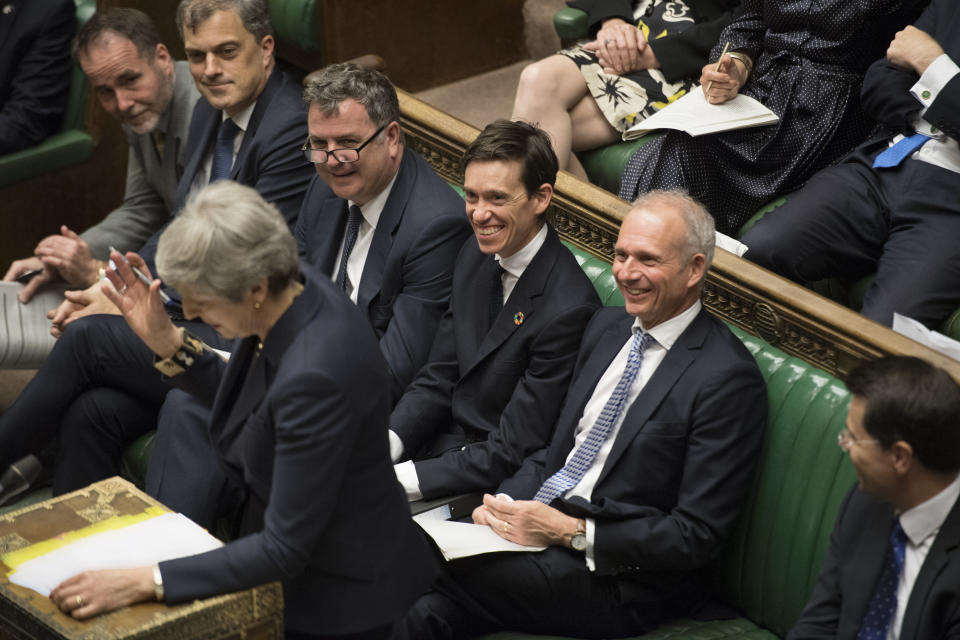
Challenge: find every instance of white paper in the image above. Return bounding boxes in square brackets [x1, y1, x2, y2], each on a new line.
[0, 281, 66, 369]
[715, 231, 748, 257]
[624, 89, 778, 139]
[893, 313, 960, 362]
[6, 512, 223, 596]
[415, 519, 546, 561]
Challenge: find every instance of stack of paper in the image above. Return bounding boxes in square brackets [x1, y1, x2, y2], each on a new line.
[3, 507, 223, 596]
[414, 519, 546, 561]
[624, 89, 778, 140]
[0, 281, 66, 369]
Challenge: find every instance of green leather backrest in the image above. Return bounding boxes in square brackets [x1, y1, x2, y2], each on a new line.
[269, 0, 321, 51]
[560, 241, 856, 636]
[63, 0, 96, 132]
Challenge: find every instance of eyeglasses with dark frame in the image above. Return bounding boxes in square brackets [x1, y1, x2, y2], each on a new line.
[301, 124, 387, 165]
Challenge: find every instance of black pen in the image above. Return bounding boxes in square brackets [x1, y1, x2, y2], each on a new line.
[15, 268, 42, 284]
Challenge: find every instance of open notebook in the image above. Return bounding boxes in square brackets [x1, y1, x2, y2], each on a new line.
[624, 88, 778, 140]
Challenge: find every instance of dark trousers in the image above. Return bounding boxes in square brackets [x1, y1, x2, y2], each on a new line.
[0, 314, 225, 494]
[741, 145, 960, 328]
[392, 547, 660, 640]
[145, 388, 238, 531]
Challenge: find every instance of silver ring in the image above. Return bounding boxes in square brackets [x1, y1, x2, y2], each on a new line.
[75, 595, 84, 607]
[119, 284, 128, 295]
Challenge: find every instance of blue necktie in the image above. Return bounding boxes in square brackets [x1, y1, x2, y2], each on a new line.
[210, 118, 240, 182]
[335, 205, 363, 294]
[857, 520, 908, 640]
[872, 133, 930, 169]
[534, 330, 655, 504]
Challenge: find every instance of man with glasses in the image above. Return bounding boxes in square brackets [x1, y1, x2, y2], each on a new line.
[145, 62, 470, 527]
[789, 356, 960, 640]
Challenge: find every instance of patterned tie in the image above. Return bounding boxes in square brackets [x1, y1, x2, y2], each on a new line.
[210, 118, 240, 182]
[335, 205, 363, 294]
[856, 520, 908, 640]
[872, 133, 930, 169]
[489, 262, 505, 328]
[534, 329, 655, 504]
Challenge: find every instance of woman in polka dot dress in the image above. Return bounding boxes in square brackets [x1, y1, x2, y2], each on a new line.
[618, 0, 929, 235]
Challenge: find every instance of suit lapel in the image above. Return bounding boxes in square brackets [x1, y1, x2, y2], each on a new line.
[595, 310, 704, 487]
[176, 105, 218, 207]
[230, 68, 281, 180]
[898, 496, 960, 640]
[313, 200, 349, 276]
[466, 227, 559, 373]
[208, 337, 260, 449]
[844, 505, 897, 634]
[358, 150, 413, 310]
[545, 318, 634, 474]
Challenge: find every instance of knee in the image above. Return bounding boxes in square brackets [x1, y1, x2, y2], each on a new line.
[517, 56, 570, 100]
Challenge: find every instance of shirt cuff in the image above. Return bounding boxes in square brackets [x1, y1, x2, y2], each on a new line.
[584, 517, 596, 571]
[393, 460, 422, 501]
[911, 54, 959, 107]
[388, 429, 404, 463]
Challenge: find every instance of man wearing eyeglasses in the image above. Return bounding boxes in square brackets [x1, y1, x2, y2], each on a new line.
[144, 62, 470, 527]
[790, 356, 960, 640]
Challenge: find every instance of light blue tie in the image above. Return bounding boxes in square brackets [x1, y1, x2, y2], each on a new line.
[210, 118, 240, 182]
[872, 133, 930, 168]
[534, 330, 655, 504]
[856, 520, 908, 640]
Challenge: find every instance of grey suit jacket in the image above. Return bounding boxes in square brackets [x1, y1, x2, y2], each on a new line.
[80, 61, 199, 257]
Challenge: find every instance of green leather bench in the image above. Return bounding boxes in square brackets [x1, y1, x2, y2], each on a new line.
[0, 0, 96, 189]
[475, 243, 857, 640]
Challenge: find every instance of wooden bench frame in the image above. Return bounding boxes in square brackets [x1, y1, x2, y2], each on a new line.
[396, 90, 960, 382]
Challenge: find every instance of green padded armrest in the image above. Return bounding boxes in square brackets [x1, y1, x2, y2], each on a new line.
[120, 431, 156, 490]
[0, 130, 94, 188]
[554, 7, 589, 42]
[576, 134, 661, 195]
[270, 0, 321, 51]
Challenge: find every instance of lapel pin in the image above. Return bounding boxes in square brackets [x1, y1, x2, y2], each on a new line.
[513, 312, 524, 326]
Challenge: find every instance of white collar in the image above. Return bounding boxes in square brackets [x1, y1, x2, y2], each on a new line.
[223, 100, 256, 133]
[632, 300, 702, 351]
[900, 472, 960, 546]
[349, 170, 399, 231]
[496, 224, 548, 279]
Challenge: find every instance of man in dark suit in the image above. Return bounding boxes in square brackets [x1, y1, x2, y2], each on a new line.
[0, 0, 74, 155]
[389, 120, 601, 503]
[4, 8, 201, 304]
[395, 190, 768, 639]
[146, 62, 470, 526]
[0, 0, 313, 497]
[788, 356, 960, 640]
[742, 0, 960, 329]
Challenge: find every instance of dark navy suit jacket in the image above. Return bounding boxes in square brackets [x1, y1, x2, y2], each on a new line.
[391, 226, 602, 500]
[498, 306, 767, 604]
[0, 0, 75, 153]
[295, 147, 471, 402]
[139, 66, 314, 278]
[789, 486, 960, 640]
[159, 265, 438, 635]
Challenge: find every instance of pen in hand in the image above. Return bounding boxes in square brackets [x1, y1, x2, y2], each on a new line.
[108, 247, 172, 305]
[705, 42, 732, 97]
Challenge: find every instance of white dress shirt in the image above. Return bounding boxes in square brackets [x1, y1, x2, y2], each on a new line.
[391, 223, 550, 500]
[889, 471, 960, 640]
[559, 300, 701, 570]
[888, 54, 960, 175]
[331, 172, 398, 303]
[193, 101, 256, 192]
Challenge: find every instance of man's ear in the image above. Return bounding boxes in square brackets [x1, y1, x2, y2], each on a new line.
[889, 440, 915, 476]
[530, 183, 553, 216]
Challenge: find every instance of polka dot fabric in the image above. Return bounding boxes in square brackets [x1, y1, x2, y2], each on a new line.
[856, 521, 908, 640]
[618, 0, 929, 235]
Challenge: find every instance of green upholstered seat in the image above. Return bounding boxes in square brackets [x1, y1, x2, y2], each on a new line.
[476, 244, 857, 640]
[269, 0, 321, 51]
[0, 0, 96, 189]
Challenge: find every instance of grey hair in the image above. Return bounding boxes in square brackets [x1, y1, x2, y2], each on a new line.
[632, 189, 715, 269]
[156, 182, 298, 302]
[176, 0, 273, 42]
[302, 62, 400, 129]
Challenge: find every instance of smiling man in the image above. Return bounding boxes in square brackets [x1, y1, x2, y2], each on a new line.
[389, 119, 601, 503]
[3, 8, 200, 303]
[395, 189, 768, 640]
[789, 356, 960, 640]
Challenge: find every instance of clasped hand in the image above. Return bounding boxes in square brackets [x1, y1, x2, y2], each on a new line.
[472, 493, 579, 547]
[584, 18, 659, 74]
[886, 25, 943, 75]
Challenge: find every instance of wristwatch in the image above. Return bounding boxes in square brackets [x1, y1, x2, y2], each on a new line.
[570, 520, 587, 552]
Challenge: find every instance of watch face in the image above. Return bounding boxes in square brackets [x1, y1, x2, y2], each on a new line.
[571, 533, 587, 551]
